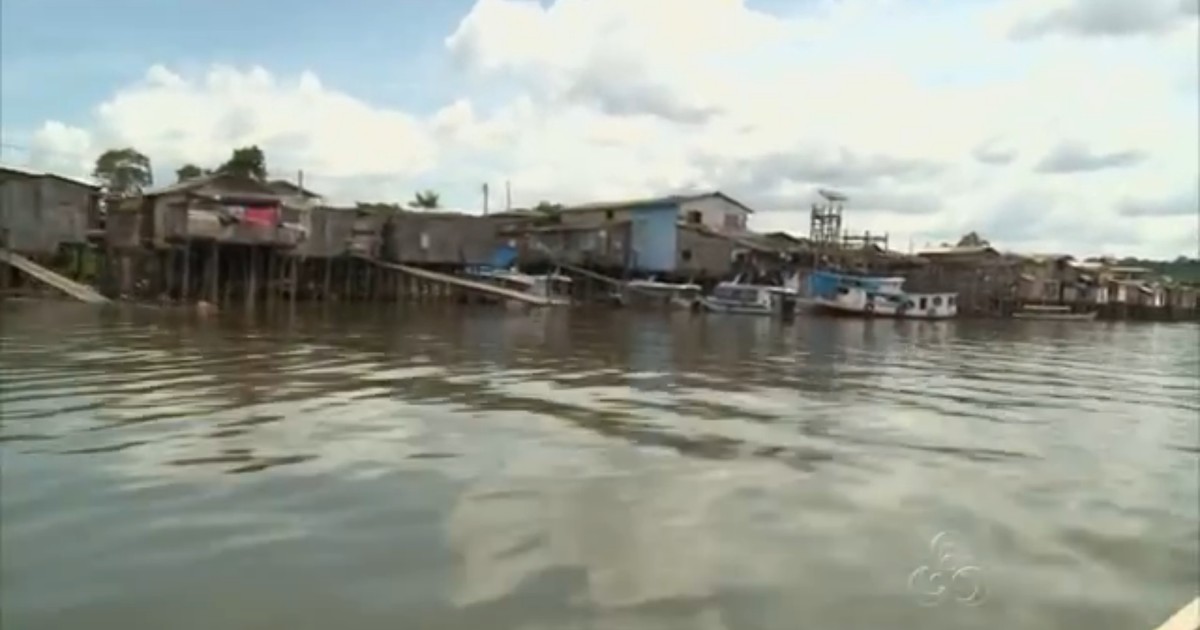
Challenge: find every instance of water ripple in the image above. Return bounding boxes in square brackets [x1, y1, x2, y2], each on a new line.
[0, 302, 1196, 630]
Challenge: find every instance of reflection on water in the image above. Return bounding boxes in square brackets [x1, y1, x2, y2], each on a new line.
[1, 300, 1197, 630]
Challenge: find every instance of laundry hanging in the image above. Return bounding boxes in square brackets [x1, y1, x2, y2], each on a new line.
[243, 206, 279, 227]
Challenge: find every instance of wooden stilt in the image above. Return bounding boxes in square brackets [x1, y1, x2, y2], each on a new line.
[165, 247, 176, 300]
[181, 238, 191, 303]
[290, 256, 299, 309]
[366, 262, 375, 302]
[209, 243, 220, 303]
[223, 248, 233, 305]
[247, 246, 258, 306]
[323, 256, 333, 301]
[266, 248, 277, 309]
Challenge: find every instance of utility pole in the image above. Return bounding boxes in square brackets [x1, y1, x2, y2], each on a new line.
[297, 169, 304, 190]
[505, 180, 512, 211]
[482, 183, 489, 215]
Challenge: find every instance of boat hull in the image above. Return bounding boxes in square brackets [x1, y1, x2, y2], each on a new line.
[700, 299, 774, 316]
[1012, 311, 1098, 321]
[809, 299, 955, 320]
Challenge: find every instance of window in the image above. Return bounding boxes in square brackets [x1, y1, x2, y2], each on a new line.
[605, 210, 614, 221]
[686, 210, 702, 224]
[723, 213, 742, 229]
[681, 249, 693, 262]
[948, 296, 956, 306]
[933, 296, 943, 307]
[919, 297, 928, 309]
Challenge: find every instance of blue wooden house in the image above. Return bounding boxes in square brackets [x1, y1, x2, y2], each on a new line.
[538, 191, 756, 275]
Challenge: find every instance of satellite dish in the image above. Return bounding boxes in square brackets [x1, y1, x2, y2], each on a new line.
[818, 188, 848, 202]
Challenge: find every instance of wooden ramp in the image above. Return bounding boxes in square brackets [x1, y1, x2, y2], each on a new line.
[526, 243, 650, 297]
[551, 260, 626, 289]
[0, 248, 110, 304]
[356, 256, 551, 306]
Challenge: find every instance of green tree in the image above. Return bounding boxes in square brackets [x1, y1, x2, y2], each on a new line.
[175, 163, 208, 182]
[92, 147, 153, 196]
[533, 200, 564, 214]
[216, 145, 267, 181]
[412, 190, 440, 209]
[355, 202, 402, 213]
[956, 231, 989, 248]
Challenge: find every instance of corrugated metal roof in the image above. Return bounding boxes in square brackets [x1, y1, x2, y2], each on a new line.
[143, 173, 281, 199]
[267, 180, 323, 198]
[563, 191, 756, 214]
[1023, 253, 1074, 263]
[917, 245, 999, 257]
[0, 163, 99, 189]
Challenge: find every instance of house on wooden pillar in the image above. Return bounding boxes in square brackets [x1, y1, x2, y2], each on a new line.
[127, 174, 306, 250]
[267, 179, 324, 210]
[106, 173, 308, 300]
[507, 191, 758, 278]
[0, 164, 101, 258]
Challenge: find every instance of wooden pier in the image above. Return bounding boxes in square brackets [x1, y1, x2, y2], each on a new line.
[355, 255, 551, 306]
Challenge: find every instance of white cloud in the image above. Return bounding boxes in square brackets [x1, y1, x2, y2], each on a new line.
[15, 0, 1200, 258]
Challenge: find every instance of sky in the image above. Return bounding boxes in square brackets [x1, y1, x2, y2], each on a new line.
[1, 0, 1197, 258]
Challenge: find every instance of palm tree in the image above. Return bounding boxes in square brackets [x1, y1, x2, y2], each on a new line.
[412, 190, 440, 209]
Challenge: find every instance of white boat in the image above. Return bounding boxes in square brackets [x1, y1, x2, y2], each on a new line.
[700, 281, 798, 317]
[623, 279, 702, 310]
[473, 269, 573, 306]
[807, 270, 957, 320]
[1012, 305, 1098, 321]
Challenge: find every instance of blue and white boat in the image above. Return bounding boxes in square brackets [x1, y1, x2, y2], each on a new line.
[804, 270, 957, 319]
[700, 277, 799, 317]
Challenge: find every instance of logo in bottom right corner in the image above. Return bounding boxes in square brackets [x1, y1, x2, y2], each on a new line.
[907, 530, 988, 607]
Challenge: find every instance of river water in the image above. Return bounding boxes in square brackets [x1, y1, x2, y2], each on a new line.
[1, 300, 1196, 630]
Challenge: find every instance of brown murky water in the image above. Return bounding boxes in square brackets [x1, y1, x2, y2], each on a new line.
[1, 300, 1197, 630]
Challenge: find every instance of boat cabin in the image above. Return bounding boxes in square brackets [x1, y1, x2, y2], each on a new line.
[809, 270, 957, 319]
[625, 279, 702, 309]
[702, 282, 798, 316]
[829, 284, 956, 319]
[475, 270, 574, 306]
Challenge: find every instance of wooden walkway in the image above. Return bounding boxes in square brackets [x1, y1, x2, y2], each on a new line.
[552, 260, 625, 288]
[0, 248, 110, 304]
[356, 256, 551, 306]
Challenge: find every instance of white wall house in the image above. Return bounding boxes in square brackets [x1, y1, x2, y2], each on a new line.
[675, 192, 753, 232]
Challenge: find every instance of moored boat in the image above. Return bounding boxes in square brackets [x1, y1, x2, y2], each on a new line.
[472, 269, 573, 307]
[700, 281, 798, 317]
[1012, 305, 1098, 321]
[623, 279, 702, 310]
[805, 270, 957, 320]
